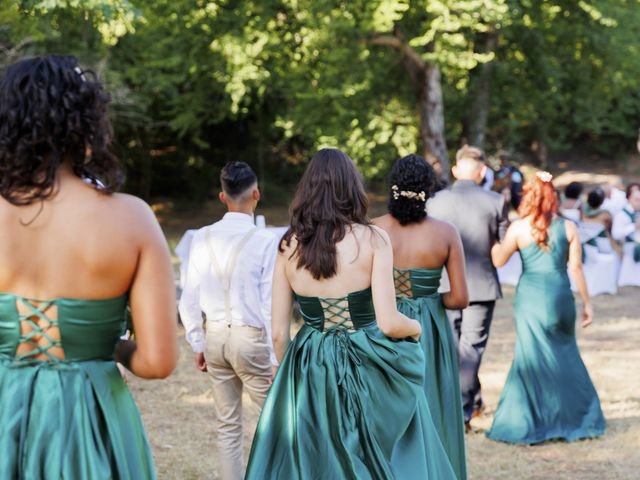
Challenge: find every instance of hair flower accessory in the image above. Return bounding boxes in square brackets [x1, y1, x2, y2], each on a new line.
[536, 171, 553, 183]
[392, 185, 426, 202]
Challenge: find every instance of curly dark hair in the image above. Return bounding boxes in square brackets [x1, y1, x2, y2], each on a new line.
[0, 55, 124, 205]
[387, 154, 436, 225]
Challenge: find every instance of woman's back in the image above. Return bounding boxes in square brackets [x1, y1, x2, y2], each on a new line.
[373, 215, 450, 269]
[0, 170, 152, 300]
[518, 218, 570, 277]
[284, 224, 379, 298]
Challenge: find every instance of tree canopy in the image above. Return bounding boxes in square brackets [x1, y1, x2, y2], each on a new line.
[1, 0, 639, 199]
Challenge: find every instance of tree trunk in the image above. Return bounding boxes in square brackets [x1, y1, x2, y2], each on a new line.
[419, 65, 449, 179]
[468, 32, 498, 149]
[368, 33, 450, 180]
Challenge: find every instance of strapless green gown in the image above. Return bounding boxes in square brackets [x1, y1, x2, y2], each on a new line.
[246, 287, 456, 479]
[0, 293, 155, 479]
[395, 268, 466, 480]
[486, 219, 606, 444]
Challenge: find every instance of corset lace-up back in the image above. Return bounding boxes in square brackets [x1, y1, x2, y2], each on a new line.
[14, 297, 64, 364]
[394, 268, 413, 298]
[318, 297, 355, 333]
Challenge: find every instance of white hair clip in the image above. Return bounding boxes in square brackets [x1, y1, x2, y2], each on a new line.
[536, 171, 553, 183]
[74, 66, 87, 83]
[391, 185, 426, 202]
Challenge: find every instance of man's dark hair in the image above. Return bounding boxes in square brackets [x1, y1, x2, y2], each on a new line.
[587, 188, 605, 209]
[626, 182, 640, 199]
[220, 161, 257, 199]
[564, 182, 583, 200]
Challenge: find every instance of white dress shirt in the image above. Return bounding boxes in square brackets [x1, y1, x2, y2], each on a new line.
[179, 212, 279, 364]
[612, 204, 638, 242]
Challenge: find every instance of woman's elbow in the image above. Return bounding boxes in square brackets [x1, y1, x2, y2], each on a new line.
[444, 294, 469, 310]
[139, 347, 178, 379]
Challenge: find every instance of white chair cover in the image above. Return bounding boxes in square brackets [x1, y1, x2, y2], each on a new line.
[175, 229, 197, 291]
[497, 252, 522, 286]
[618, 242, 640, 287]
[560, 208, 581, 223]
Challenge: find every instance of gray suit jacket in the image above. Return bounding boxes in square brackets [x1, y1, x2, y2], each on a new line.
[427, 180, 509, 302]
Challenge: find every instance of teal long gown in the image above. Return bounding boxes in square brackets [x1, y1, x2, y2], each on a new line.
[486, 218, 606, 444]
[394, 268, 467, 480]
[245, 287, 456, 479]
[0, 293, 155, 479]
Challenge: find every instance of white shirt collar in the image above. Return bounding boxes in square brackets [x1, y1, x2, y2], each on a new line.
[222, 211, 254, 223]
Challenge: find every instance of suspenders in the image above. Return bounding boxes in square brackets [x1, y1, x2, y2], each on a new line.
[205, 227, 259, 326]
[623, 209, 637, 243]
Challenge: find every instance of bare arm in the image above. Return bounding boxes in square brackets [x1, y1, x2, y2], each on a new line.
[119, 201, 178, 379]
[566, 220, 593, 327]
[441, 225, 469, 309]
[271, 251, 293, 363]
[491, 222, 520, 267]
[370, 227, 421, 339]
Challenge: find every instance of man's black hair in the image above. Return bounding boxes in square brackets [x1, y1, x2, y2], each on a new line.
[220, 161, 257, 198]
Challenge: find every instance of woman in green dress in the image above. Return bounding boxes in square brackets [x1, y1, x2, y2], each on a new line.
[246, 148, 456, 479]
[486, 171, 605, 444]
[373, 154, 469, 480]
[0, 55, 178, 478]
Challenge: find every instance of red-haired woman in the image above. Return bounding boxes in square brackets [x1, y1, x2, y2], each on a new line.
[486, 172, 605, 444]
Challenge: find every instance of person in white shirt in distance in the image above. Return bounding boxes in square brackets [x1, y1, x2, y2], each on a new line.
[178, 161, 279, 480]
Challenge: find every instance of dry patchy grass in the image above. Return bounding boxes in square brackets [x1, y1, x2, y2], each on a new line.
[128, 286, 640, 480]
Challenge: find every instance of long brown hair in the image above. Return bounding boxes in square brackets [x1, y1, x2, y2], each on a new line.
[517, 173, 558, 248]
[281, 148, 369, 279]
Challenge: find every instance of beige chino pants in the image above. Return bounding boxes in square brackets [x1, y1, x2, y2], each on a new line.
[205, 322, 272, 480]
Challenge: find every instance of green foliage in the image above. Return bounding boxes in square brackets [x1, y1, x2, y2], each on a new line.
[1, 0, 639, 199]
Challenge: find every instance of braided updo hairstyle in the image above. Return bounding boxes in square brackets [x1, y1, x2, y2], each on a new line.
[0, 55, 124, 205]
[387, 154, 436, 225]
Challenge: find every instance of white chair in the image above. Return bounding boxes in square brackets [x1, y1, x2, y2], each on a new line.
[618, 241, 640, 287]
[175, 229, 197, 291]
[570, 223, 618, 296]
[498, 252, 522, 286]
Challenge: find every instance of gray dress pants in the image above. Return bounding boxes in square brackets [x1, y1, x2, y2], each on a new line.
[447, 301, 495, 422]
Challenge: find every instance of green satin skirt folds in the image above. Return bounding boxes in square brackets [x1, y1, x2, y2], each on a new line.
[397, 294, 466, 480]
[245, 323, 457, 479]
[0, 294, 155, 479]
[0, 359, 154, 479]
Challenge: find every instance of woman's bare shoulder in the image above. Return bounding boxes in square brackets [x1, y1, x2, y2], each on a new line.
[425, 217, 458, 236]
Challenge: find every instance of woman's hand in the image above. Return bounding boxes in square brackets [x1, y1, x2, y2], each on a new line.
[581, 303, 593, 328]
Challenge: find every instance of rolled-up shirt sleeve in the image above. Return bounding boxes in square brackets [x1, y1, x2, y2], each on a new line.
[260, 235, 279, 365]
[178, 233, 206, 353]
[612, 210, 635, 242]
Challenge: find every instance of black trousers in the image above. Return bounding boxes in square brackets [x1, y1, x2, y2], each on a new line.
[447, 301, 496, 422]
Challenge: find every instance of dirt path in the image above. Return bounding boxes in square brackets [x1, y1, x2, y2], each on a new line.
[128, 285, 640, 480]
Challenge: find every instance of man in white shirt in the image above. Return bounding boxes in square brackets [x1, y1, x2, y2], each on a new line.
[179, 162, 278, 480]
[612, 183, 640, 244]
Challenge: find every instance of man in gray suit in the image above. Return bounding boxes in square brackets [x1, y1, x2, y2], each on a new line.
[427, 145, 509, 429]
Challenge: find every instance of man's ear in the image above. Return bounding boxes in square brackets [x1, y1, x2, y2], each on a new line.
[479, 164, 488, 180]
[451, 165, 459, 180]
[253, 188, 261, 202]
[218, 191, 226, 204]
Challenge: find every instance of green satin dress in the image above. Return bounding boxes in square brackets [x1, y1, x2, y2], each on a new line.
[0, 293, 155, 479]
[486, 219, 606, 444]
[395, 268, 467, 480]
[246, 287, 456, 479]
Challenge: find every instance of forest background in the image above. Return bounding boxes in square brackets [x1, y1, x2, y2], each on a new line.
[1, 0, 640, 204]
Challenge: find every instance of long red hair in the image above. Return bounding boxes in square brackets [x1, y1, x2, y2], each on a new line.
[517, 173, 558, 248]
